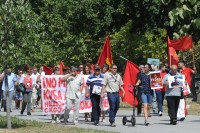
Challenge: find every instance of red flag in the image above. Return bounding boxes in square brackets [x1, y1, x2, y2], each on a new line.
[168, 46, 179, 66]
[168, 36, 193, 51]
[97, 36, 113, 68]
[43, 65, 53, 75]
[59, 61, 65, 75]
[121, 60, 140, 106]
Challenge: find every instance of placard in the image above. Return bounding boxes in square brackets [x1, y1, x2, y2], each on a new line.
[150, 71, 163, 89]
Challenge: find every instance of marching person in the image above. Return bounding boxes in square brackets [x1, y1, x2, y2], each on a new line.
[135, 64, 153, 126]
[20, 65, 36, 116]
[155, 64, 167, 116]
[162, 65, 182, 125]
[62, 66, 83, 125]
[0, 65, 17, 112]
[85, 64, 104, 126]
[101, 64, 125, 127]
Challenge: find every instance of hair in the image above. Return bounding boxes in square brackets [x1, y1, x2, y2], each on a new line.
[54, 67, 60, 73]
[23, 64, 32, 72]
[179, 60, 186, 65]
[110, 64, 117, 69]
[83, 64, 91, 74]
[101, 64, 108, 70]
[159, 63, 165, 69]
[71, 66, 78, 71]
[144, 63, 152, 71]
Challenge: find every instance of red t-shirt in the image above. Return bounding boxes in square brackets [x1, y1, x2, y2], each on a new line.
[155, 71, 167, 92]
[182, 67, 192, 86]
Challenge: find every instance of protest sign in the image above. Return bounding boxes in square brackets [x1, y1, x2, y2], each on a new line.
[100, 93, 109, 111]
[147, 58, 160, 71]
[168, 75, 185, 88]
[183, 81, 191, 96]
[150, 71, 163, 89]
[41, 75, 66, 115]
[79, 94, 92, 113]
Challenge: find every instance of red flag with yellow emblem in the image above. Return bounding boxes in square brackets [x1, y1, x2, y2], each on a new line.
[97, 36, 113, 68]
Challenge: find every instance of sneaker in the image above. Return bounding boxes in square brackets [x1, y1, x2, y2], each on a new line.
[56, 117, 61, 123]
[172, 120, 177, 125]
[27, 112, 31, 115]
[94, 120, 99, 126]
[102, 119, 106, 123]
[73, 120, 78, 125]
[85, 118, 89, 122]
[159, 111, 162, 116]
[180, 117, 185, 121]
[110, 122, 116, 127]
[51, 120, 56, 124]
[20, 110, 24, 115]
[144, 120, 149, 126]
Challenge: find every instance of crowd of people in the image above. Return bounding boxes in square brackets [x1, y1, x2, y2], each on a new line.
[0, 60, 197, 127]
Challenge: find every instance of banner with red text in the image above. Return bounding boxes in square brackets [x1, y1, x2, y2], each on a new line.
[150, 71, 163, 89]
[41, 75, 66, 115]
[100, 93, 109, 111]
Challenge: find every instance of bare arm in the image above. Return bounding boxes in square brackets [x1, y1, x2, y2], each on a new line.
[135, 79, 141, 86]
[61, 74, 71, 81]
[85, 85, 90, 97]
[120, 86, 125, 97]
[101, 85, 106, 98]
[0, 72, 5, 81]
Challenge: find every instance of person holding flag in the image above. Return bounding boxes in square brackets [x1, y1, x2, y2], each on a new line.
[101, 64, 125, 127]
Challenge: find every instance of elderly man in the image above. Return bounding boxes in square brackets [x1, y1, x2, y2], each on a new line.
[101, 64, 125, 127]
[62, 66, 83, 124]
[162, 65, 182, 125]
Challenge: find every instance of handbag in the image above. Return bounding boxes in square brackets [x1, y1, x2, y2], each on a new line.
[16, 84, 25, 92]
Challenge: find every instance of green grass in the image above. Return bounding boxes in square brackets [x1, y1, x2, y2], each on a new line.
[0, 115, 117, 133]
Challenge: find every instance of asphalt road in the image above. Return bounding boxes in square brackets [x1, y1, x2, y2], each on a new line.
[0, 108, 200, 133]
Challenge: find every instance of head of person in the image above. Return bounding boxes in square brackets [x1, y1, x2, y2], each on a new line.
[63, 66, 69, 75]
[54, 67, 60, 75]
[178, 60, 186, 69]
[110, 64, 118, 75]
[144, 63, 151, 73]
[94, 64, 101, 75]
[71, 66, 78, 76]
[4, 65, 12, 74]
[170, 65, 178, 75]
[24, 64, 32, 75]
[159, 64, 166, 72]
[18, 69, 23, 76]
[101, 64, 108, 74]
[139, 65, 144, 72]
[78, 64, 83, 72]
[83, 64, 91, 75]
[33, 67, 38, 74]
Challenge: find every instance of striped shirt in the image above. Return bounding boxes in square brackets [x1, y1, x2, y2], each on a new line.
[86, 73, 104, 94]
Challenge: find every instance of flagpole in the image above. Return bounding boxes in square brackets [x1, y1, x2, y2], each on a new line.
[120, 56, 128, 61]
[192, 44, 195, 68]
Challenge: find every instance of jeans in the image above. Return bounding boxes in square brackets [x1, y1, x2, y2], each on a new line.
[22, 91, 32, 113]
[155, 90, 165, 112]
[3, 90, 14, 110]
[107, 93, 120, 124]
[90, 94, 101, 122]
[166, 96, 180, 121]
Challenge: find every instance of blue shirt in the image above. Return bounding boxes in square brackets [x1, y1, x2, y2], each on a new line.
[2, 73, 17, 91]
[139, 72, 151, 94]
[86, 74, 104, 94]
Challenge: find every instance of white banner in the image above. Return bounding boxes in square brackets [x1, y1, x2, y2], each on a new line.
[41, 75, 66, 115]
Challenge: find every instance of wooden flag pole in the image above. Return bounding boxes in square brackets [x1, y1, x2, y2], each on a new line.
[120, 56, 128, 61]
[192, 44, 195, 68]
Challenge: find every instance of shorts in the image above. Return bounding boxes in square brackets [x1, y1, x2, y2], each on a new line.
[141, 93, 153, 104]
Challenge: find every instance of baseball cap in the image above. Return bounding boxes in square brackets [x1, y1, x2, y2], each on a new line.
[94, 65, 100, 70]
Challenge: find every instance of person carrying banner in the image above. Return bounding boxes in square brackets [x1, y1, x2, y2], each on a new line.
[82, 64, 92, 122]
[20, 65, 36, 116]
[162, 65, 182, 125]
[0, 65, 18, 112]
[101, 64, 125, 127]
[62, 66, 83, 125]
[85, 64, 104, 126]
[135, 64, 153, 126]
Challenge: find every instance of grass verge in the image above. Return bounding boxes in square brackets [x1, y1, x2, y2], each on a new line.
[0, 115, 116, 133]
